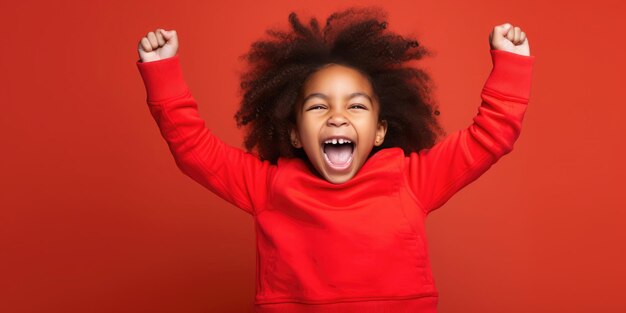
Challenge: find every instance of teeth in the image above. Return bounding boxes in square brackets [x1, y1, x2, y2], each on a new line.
[324, 138, 352, 144]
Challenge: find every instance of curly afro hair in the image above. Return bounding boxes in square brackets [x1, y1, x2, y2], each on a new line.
[235, 5, 446, 164]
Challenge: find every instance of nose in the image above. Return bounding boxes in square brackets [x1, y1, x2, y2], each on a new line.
[327, 112, 349, 127]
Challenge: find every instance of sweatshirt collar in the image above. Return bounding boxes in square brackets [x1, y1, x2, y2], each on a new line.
[273, 148, 405, 208]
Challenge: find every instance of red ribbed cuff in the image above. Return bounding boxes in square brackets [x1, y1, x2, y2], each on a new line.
[484, 49, 535, 100]
[136, 54, 189, 103]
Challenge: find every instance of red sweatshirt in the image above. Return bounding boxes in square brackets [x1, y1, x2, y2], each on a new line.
[136, 49, 535, 312]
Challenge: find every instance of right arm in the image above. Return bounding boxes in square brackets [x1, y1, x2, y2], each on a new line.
[136, 29, 273, 216]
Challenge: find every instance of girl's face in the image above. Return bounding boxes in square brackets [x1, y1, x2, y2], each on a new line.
[291, 63, 387, 184]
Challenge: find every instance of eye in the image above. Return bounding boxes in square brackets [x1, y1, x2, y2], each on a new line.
[306, 104, 326, 111]
[349, 103, 367, 110]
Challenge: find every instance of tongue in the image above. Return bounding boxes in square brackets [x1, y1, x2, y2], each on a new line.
[325, 144, 352, 165]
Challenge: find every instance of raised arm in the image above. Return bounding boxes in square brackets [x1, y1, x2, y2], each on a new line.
[405, 24, 535, 214]
[136, 29, 274, 215]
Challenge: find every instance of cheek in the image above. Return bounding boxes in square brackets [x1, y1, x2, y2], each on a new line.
[357, 117, 380, 137]
[297, 120, 318, 145]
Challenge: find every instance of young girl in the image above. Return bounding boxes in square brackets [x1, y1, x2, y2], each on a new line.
[136, 6, 534, 313]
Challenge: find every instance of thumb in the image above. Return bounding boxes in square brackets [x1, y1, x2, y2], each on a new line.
[160, 29, 178, 45]
[493, 23, 513, 38]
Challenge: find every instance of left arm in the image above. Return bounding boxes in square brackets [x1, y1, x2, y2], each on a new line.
[405, 23, 535, 214]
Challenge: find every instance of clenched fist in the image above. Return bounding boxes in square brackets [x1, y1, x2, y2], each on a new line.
[489, 23, 530, 56]
[137, 28, 179, 63]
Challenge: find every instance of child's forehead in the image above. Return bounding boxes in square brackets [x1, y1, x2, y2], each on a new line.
[302, 63, 374, 93]
[296, 64, 381, 115]
[301, 91, 374, 105]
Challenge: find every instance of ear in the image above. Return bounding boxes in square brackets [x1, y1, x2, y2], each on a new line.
[290, 127, 302, 148]
[374, 120, 388, 146]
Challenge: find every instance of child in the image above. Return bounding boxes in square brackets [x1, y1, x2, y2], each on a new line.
[136, 6, 534, 313]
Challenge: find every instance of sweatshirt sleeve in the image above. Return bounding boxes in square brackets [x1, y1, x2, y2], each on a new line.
[136, 55, 274, 216]
[405, 49, 535, 215]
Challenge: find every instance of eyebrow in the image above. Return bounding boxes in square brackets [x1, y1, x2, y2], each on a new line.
[302, 92, 373, 104]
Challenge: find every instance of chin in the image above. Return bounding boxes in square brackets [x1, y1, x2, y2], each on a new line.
[316, 156, 363, 184]
[323, 172, 355, 184]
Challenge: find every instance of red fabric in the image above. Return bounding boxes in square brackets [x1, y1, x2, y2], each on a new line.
[136, 49, 535, 313]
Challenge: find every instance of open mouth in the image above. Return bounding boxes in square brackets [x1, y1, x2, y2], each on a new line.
[322, 138, 354, 171]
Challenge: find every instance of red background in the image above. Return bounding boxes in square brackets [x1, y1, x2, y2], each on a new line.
[2, 0, 625, 312]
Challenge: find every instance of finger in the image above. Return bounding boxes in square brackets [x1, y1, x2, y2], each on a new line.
[514, 27, 521, 44]
[520, 31, 526, 43]
[505, 26, 515, 41]
[147, 32, 159, 49]
[140, 37, 153, 52]
[155, 28, 166, 46]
